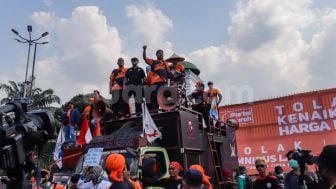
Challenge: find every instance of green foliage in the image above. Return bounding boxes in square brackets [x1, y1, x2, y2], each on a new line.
[0, 80, 61, 108]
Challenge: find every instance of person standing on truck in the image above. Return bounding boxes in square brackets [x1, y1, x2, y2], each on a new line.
[62, 101, 80, 142]
[142, 45, 170, 110]
[105, 153, 135, 189]
[252, 158, 278, 189]
[123, 57, 146, 114]
[189, 164, 213, 189]
[207, 81, 222, 120]
[166, 53, 185, 85]
[109, 57, 128, 118]
[188, 82, 210, 128]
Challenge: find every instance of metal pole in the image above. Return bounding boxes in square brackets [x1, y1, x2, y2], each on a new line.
[30, 43, 37, 97]
[23, 39, 32, 98]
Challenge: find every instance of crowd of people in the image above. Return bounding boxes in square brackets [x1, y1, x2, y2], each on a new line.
[64, 154, 213, 189]
[61, 45, 223, 142]
[235, 145, 336, 189]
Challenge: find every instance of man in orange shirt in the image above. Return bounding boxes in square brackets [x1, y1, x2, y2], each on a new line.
[109, 57, 128, 118]
[143, 45, 171, 110]
[207, 81, 222, 120]
[166, 53, 185, 85]
[207, 81, 222, 106]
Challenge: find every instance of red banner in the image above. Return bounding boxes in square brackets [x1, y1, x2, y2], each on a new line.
[220, 88, 336, 174]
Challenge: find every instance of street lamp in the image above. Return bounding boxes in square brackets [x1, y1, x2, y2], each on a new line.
[11, 26, 48, 98]
[30, 41, 49, 97]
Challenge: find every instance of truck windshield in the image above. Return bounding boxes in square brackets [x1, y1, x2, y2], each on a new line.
[75, 150, 139, 177]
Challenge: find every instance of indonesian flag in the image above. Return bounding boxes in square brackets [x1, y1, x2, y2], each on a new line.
[142, 102, 162, 143]
[77, 116, 93, 145]
[53, 127, 65, 168]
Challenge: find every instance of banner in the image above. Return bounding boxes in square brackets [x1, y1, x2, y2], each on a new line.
[220, 88, 336, 173]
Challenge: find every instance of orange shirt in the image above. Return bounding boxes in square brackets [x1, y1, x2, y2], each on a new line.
[145, 58, 170, 84]
[110, 67, 127, 90]
[173, 63, 185, 73]
[207, 88, 221, 102]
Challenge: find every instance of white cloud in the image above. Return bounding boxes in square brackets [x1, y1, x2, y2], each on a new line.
[187, 0, 336, 104]
[3, 1, 336, 106]
[31, 6, 124, 103]
[126, 2, 173, 55]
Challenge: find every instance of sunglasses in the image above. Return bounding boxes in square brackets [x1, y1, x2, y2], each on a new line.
[256, 164, 266, 168]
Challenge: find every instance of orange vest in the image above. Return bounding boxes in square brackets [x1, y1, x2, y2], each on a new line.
[145, 58, 170, 84]
[110, 67, 127, 90]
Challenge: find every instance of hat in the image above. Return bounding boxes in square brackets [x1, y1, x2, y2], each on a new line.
[105, 153, 126, 182]
[316, 145, 336, 170]
[195, 81, 204, 87]
[169, 161, 183, 171]
[166, 53, 185, 63]
[183, 169, 203, 187]
[131, 57, 139, 62]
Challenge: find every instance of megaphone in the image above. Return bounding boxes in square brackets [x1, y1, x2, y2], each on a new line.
[157, 86, 180, 111]
[92, 100, 113, 120]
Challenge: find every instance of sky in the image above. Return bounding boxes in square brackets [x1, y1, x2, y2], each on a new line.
[1, 0, 336, 105]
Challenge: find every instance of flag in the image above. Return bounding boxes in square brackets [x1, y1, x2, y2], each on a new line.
[209, 98, 219, 120]
[77, 116, 93, 145]
[93, 119, 101, 137]
[142, 102, 162, 143]
[53, 127, 65, 168]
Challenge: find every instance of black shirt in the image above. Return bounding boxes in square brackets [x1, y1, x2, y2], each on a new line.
[110, 180, 135, 189]
[191, 90, 206, 105]
[253, 175, 279, 189]
[125, 67, 146, 85]
[143, 177, 182, 189]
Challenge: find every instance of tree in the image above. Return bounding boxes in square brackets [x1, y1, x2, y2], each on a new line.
[0, 80, 25, 104]
[31, 88, 61, 108]
[0, 80, 61, 108]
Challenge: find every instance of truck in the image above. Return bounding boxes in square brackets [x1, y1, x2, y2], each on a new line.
[61, 101, 239, 188]
[60, 64, 239, 188]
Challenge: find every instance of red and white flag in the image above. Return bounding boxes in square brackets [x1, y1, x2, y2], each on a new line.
[142, 102, 162, 143]
[77, 116, 93, 145]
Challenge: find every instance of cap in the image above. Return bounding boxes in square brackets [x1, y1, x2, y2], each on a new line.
[183, 169, 203, 187]
[166, 53, 185, 63]
[131, 57, 139, 62]
[316, 145, 336, 170]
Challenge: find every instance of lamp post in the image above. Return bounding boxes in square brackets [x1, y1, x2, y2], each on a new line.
[30, 41, 49, 97]
[11, 25, 48, 98]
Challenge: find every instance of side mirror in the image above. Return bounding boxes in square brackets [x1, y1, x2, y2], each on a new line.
[141, 157, 157, 178]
